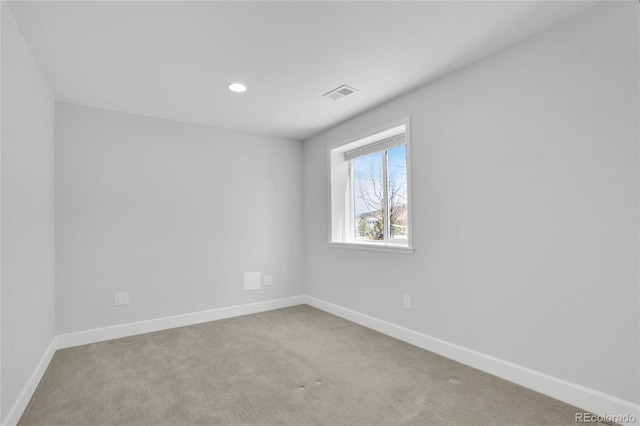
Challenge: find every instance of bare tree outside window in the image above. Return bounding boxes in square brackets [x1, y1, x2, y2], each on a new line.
[353, 145, 407, 241]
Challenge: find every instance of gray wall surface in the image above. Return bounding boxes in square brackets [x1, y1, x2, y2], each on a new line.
[303, 2, 639, 404]
[1, 3, 56, 419]
[55, 103, 304, 334]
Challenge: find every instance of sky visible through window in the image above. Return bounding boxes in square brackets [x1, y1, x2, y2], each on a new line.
[353, 145, 407, 240]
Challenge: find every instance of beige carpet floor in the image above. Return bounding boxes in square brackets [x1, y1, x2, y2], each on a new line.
[19, 305, 603, 425]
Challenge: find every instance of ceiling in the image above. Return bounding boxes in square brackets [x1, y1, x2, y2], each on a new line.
[7, 1, 597, 140]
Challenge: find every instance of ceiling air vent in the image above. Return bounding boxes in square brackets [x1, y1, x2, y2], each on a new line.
[323, 85, 358, 101]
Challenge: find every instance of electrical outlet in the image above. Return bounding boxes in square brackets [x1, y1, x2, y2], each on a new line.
[264, 276, 273, 286]
[403, 295, 411, 309]
[114, 292, 129, 306]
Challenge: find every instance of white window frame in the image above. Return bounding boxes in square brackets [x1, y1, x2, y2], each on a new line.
[328, 117, 414, 254]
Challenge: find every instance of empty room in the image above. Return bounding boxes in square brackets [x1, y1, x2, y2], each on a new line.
[1, 1, 638, 425]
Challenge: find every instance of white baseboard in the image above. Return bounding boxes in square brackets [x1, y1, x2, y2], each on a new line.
[304, 295, 640, 426]
[2, 337, 58, 426]
[58, 295, 306, 349]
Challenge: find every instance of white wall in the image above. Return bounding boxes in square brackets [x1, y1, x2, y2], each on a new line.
[1, 2, 56, 420]
[55, 103, 303, 334]
[303, 2, 638, 405]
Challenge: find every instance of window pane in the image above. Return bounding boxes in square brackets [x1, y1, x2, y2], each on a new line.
[353, 151, 384, 240]
[387, 145, 408, 239]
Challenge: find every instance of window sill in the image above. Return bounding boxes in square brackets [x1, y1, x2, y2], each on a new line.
[328, 242, 414, 255]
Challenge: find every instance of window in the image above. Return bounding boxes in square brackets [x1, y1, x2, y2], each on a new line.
[329, 119, 413, 253]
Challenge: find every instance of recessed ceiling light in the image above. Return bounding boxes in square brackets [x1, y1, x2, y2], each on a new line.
[228, 83, 247, 93]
